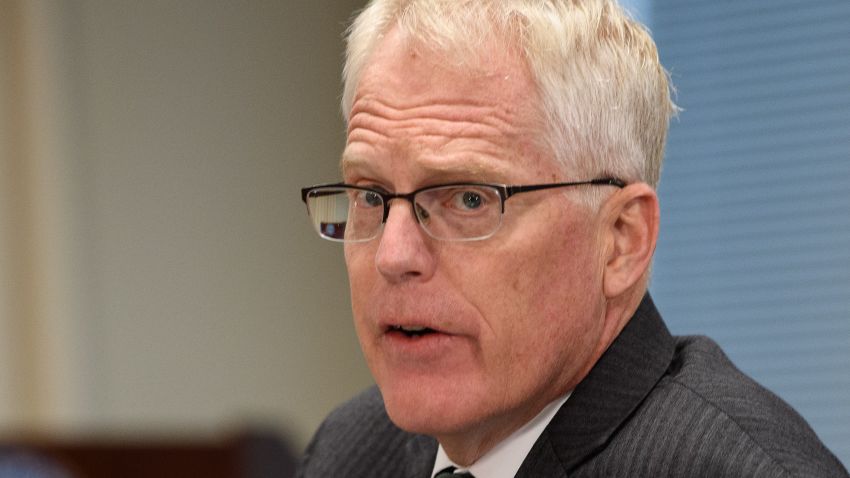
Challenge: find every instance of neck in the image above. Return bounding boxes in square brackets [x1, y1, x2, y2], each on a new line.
[437, 392, 570, 467]
[437, 410, 529, 466]
[599, 286, 647, 353]
[439, 290, 646, 466]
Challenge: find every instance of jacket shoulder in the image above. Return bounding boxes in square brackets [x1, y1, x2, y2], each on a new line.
[598, 336, 848, 477]
[296, 386, 435, 478]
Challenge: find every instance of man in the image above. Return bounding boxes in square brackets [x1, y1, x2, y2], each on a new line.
[297, 0, 849, 476]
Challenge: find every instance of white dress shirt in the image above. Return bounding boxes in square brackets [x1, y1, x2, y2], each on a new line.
[431, 393, 571, 478]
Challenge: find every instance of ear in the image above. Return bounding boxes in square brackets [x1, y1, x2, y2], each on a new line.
[601, 183, 659, 299]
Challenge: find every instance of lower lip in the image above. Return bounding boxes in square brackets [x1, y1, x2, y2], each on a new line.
[382, 329, 460, 361]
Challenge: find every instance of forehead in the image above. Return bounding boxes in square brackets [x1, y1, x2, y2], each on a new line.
[356, 27, 532, 106]
[344, 27, 559, 182]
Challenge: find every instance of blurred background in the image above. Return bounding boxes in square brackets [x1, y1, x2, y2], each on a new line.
[0, 0, 847, 475]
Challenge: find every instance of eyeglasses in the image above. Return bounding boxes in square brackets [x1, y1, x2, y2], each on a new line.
[300, 178, 625, 242]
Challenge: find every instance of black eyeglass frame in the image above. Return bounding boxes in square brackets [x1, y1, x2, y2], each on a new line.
[301, 178, 626, 241]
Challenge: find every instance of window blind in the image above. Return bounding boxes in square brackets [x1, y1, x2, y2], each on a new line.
[649, 0, 850, 467]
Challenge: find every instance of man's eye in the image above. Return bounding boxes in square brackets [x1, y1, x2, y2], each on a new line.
[452, 190, 485, 210]
[357, 190, 383, 207]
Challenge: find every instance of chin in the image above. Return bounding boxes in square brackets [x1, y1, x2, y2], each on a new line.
[378, 375, 481, 437]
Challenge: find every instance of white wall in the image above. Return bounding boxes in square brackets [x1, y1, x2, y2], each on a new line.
[0, 0, 373, 449]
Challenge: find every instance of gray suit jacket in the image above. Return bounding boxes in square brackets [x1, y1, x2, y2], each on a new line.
[297, 295, 849, 477]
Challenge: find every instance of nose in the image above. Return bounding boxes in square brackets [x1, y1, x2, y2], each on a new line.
[374, 199, 437, 283]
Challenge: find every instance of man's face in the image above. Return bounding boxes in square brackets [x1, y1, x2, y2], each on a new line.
[343, 29, 610, 445]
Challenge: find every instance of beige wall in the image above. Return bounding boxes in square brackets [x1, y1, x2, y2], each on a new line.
[0, 0, 372, 449]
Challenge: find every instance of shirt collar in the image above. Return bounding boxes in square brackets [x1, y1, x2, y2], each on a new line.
[431, 393, 571, 478]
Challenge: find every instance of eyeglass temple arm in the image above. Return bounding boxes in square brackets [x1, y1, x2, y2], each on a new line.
[504, 178, 626, 198]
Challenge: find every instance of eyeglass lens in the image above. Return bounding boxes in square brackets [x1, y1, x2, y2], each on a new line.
[305, 185, 503, 242]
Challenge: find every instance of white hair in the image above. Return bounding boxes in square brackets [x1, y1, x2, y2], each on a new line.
[342, 0, 678, 189]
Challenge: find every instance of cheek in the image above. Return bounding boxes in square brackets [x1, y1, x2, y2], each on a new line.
[344, 246, 376, 325]
[344, 244, 375, 285]
[344, 247, 386, 376]
[473, 220, 603, 359]
[492, 224, 599, 311]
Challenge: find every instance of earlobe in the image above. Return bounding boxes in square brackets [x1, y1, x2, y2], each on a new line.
[602, 184, 659, 299]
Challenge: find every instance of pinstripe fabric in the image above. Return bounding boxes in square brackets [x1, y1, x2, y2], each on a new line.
[297, 386, 436, 477]
[297, 295, 849, 477]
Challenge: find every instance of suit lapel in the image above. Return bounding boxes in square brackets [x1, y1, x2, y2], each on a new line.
[517, 294, 675, 476]
[515, 428, 570, 477]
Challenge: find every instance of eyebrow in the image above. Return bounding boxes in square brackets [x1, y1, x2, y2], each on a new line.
[339, 153, 367, 176]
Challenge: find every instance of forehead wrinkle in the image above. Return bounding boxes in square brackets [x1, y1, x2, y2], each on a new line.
[348, 95, 524, 141]
[349, 114, 504, 144]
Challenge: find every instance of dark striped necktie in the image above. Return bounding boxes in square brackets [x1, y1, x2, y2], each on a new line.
[434, 466, 475, 478]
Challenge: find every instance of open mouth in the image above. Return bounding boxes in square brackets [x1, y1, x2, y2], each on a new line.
[388, 325, 438, 338]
